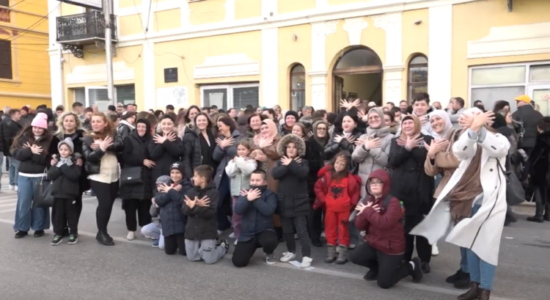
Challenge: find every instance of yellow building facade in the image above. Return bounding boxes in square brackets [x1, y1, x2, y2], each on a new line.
[49, 0, 550, 114]
[0, 0, 51, 108]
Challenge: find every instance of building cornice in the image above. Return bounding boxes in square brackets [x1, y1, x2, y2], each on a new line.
[0, 91, 51, 99]
[116, 0, 479, 47]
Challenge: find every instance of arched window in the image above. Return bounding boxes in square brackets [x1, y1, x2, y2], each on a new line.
[408, 55, 428, 102]
[290, 64, 305, 110]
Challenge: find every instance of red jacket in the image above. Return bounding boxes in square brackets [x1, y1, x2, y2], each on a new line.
[354, 169, 405, 255]
[313, 165, 361, 212]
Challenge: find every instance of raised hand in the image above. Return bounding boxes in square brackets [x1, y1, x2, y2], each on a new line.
[30, 144, 43, 154]
[196, 196, 210, 207]
[334, 135, 344, 144]
[281, 156, 292, 166]
[166, 132, 176, 142]
[184, 195, 196, 209]
[154, 134, 167, 144]
[364, 137, 381, 150]
[471, 111, 495, 132]
[99, 136, 113, 152]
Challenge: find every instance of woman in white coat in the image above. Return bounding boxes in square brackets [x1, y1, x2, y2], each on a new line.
[411, 108, 510, 300]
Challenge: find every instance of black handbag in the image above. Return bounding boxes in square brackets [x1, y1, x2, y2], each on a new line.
[120, 166, 143, 186]
[497, 159, 525, 206]
[33, 175, 54, 208]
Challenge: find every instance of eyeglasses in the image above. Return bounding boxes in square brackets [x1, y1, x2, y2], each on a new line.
[317, 127, 327, 131]
[369, 181, 383, 186]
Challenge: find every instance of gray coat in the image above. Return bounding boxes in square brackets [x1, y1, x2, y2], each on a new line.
[351, 130, 393, 198]
[213, 129, 242, 188]
[448, 107, 465, 129]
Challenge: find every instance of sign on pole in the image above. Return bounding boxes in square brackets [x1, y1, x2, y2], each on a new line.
[57, 0, 102, 10]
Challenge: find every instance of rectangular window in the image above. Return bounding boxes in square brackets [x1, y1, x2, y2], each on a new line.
[200, 84, 259, 110]
[471, 86, 525, 112]
[471, 65, 525, 86]
[115, 84, 135, 104]
[0, 0, 9, 23]
[530, 65, 550, 83]
[0, 39, 12, 79]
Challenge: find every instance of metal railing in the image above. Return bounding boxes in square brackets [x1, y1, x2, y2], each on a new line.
[56, 10, 116, 42]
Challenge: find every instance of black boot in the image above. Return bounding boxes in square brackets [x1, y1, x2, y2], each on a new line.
[453, 272, 471, 289]
[96, 231, 115, 246]
[457, 282, 479, 300]
[421, 262, 431, 274]
[479, 288, 491, 300]
[543, 203, 550, 221]
[528, 188, 545, 222]
[446, 269, 465, 283]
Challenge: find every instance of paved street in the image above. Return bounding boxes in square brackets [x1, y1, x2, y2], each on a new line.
[0, 176, 549, 300]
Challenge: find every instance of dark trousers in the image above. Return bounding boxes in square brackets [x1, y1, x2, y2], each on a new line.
[164, 233, 186, 255]
[533, 186, 550, 218]
[216, 174, 232, 231]
[281, 215, 311, 257]
[307, 205, 324, 241]
[232, 230, 279, 267]
[53, 194, 82, 233]
[52, 198, 78, 236]
[404, 214, 432, 263]
[90, 181, 119, 234]
[123, 199, 152, 231]
[350, 242, 411, 289]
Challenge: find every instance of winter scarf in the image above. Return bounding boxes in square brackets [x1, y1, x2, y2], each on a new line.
[366, 108, 391, 138]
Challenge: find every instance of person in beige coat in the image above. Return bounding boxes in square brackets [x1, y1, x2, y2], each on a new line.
[424, 110, 469, 289]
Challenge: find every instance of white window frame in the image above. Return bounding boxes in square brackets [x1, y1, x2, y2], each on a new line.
[468, 61, 550, 108]
[200, 83, 260, 109]
[527, 84, 550, 116]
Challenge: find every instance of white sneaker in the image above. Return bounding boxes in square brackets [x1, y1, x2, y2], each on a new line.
[432, 244, 439, 256]
[217, 230, 224, 235]
[228, 232, 235, 239]
[126, 231, 135, 240]
[320, 231, 326, 238]
[301, 256, 313, 268]
[280, 252, 296, 263]
[348, 244, 356, 250]
[233, 240, 238, 246]
[14, 186, 18, 192]
[8, 185, 14, 190]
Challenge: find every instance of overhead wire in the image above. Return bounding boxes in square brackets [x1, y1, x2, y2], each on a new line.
[8, 3, 60, 42]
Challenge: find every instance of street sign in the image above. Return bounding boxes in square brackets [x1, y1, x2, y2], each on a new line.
[57, 0, 102, 10]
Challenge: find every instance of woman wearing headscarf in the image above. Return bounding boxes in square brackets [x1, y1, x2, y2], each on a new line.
[423, 110, 466, 288]
[304, 120, 329, 247]
[253, 119, 283, 238]
[412, 108, 510, 300]
[388, 114, 434, 274]
[352, 107, 393, 198]
[120, 119, 153, 240]
[280, 111, 299, 135]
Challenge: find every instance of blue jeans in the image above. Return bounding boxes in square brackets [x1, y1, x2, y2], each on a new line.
[7, 156, 19, 186]
[460, 247, 469, 273]
[466, 204, 496, 290]
[13, 176, 50, 232]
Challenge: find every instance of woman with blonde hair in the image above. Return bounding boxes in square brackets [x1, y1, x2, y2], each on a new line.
[82, 112, 123, 245]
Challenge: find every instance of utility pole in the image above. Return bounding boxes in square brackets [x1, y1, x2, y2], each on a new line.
[103, 0, 115, 105]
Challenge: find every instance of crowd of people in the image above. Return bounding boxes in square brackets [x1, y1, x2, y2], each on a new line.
[0, 92, 548, 300]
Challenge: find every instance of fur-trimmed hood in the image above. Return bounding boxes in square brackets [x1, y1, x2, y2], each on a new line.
[276, 134, 306, 157]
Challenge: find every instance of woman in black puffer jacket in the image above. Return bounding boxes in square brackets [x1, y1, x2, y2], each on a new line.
[82, 112, 123, 246]
[148, 115, 185, 185]
[304, 120, 329, 247]
[120, 119, 154, 240]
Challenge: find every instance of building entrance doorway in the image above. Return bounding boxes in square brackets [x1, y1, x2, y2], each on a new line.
[332, 47, 383, 109]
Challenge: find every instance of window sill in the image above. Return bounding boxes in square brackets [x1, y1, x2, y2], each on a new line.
[0, 78, 21, 84]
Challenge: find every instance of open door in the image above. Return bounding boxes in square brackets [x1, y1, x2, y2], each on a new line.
[333, 75, 344, 110]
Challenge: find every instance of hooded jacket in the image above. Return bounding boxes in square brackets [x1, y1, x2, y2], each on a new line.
[388, 115, 434, 215]
[324, 107, 364, 173]
[271, 134, 310, 217]
[234, 186, 278, 242]
[313, 165, 361, 212]
[155, 179, 192, 236]
[12, 130, 55, 175]
[182, 181, 219, 240]
[354, 169, 405, 255]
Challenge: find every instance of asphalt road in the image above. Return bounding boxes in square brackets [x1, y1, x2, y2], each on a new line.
[0, 177, 549, 300]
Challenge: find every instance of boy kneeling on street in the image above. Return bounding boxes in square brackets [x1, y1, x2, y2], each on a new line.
[183, 165, 229, 264]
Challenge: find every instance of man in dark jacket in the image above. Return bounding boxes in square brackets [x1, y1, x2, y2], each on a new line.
[2, 109, 23, 190]
[526, 117, 550, 223]
[19, 106, 34, 127]
[232, 170, 278, 267]
[513, 95, 543, 154]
